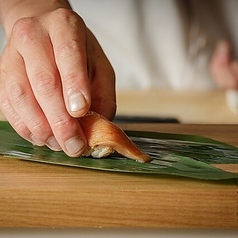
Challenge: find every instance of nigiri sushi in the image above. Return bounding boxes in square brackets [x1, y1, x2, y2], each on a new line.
[79, 111, 151, 163]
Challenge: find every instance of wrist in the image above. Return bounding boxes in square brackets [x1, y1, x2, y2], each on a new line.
[0, 0, 72, 38]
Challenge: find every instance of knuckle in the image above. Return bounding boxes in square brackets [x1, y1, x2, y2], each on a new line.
[57, 39, 81, 60]
[34, 72, 58, 95]
[7, 81, 28, 105]
[64, 72, 80, 86]
[55, 8, 73, 19]
[52, 9, 86, 60]
[29, 119, 49, 139]
[14, 120, 30, 139]
[52, 114, 74, 132]
[12, 18, 36, 44]
[54, 8, 85, 26]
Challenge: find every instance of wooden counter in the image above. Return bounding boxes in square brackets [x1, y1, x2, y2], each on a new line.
[116, 90, 238, 124]
[0, 124, 238, 228]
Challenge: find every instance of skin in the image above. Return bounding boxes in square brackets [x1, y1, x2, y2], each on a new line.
[210, 40, 238, 90]
[0, 1, 236, 157]
[0, 0, 116, 157]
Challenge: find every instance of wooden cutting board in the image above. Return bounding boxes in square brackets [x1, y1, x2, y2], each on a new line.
[0, 124, 237, 228]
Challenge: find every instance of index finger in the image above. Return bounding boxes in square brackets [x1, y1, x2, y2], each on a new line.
[48, 9, 91, 118]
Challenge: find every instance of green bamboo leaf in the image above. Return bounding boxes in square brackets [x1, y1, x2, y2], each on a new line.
[0, 121, 238, 180]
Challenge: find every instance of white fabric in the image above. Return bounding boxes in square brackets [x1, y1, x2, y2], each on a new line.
[0, 0, 238, 91]
[71, 0, 238, 91]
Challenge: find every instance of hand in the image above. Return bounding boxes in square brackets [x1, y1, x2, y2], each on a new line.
[209, 40, 238, 89]
[0, 7, 116, 157]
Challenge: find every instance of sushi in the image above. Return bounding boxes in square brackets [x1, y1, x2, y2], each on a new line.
[80, 111, 151, 163]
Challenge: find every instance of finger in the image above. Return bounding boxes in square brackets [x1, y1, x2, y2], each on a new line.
[211, 65, 236, 89]
[87, 31, 117, 120]
[210, 40, 237, 89]
[0, 53, 43, 146]
[90, 59, 117, 121]
[212, 40, 231, 65]
[1, 48, 61, 151]
[230, 62, 238, 89]
[0, 68, 35, 145]
[15, 18, 87, 157]
[48, 9, 91, 118]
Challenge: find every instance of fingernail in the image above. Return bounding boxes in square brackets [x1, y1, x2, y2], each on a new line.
[65, 137, 85, 156]
[47, 136, 62, 151]
[69, 92, 86, 112]
[30, 134, 45, 146]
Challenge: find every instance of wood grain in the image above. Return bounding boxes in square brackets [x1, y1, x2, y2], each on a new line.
[116, 89, 238, 124]
[0, 124, 238, 228]
[0, 157, 237, 228]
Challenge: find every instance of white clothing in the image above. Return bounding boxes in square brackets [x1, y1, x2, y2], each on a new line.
[70, 0, 238, 91]
[0, 0, 238, 91]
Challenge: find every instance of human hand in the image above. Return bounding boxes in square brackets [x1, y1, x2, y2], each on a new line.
[209, 40, 238, 90]
[0, 7, 116, 157]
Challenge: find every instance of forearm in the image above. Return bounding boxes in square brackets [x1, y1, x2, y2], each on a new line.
[0, 0, 72, 38]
